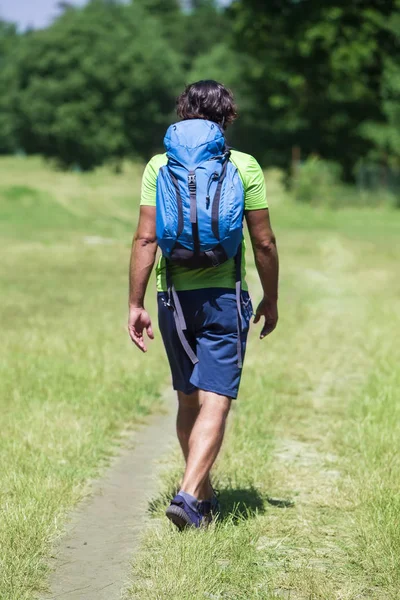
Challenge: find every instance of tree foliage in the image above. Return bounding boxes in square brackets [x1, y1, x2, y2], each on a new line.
[2, 1, 183, 168]
[0, 21, 19, 153]
[360, 8, 400, 164]
[0, 0, 399, 175]
[229, 0, 400, 176]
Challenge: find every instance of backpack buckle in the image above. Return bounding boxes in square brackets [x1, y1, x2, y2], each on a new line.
[188, 173, 196, 188]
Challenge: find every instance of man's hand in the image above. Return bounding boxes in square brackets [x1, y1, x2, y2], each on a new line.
[128, 306, 154, 352]
[253, 297, 278, 339]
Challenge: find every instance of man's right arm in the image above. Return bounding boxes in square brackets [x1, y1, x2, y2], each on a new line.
[245, 208, 279, 339]
[128, 206, 157, 352]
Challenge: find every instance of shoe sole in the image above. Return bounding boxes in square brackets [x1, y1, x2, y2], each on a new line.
[165, 505, 195, 531]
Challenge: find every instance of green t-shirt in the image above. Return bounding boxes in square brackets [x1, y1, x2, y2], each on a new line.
[140, 149, 268, 292]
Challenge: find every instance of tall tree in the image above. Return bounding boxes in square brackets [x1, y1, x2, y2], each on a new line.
[360, 6, 400, 163]
[0, 21, 19, 153]
[230, 0, 399, 176]
[5, 0, 184, 169]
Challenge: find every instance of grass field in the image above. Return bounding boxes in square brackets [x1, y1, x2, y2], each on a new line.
[0, 156, 168, 599]
[127, 188, 400, 597]
[1, 156, 399, 599]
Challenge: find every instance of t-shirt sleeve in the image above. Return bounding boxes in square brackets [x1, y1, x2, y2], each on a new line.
[243, 155, 268, 211]
[140, 159, 158, 207]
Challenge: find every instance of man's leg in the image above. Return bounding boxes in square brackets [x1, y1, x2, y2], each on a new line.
[176, 390, 213, 500]
[180, 390, 231, 499]
[176, 390, 199, 461]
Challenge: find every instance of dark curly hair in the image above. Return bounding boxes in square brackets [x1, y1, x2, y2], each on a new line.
[176, 80, 238, 130]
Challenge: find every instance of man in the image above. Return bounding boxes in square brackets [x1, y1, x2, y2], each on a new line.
[128, 80, 278, 530]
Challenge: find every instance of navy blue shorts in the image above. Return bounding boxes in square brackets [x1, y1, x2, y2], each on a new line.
[158, 288, 253, 399]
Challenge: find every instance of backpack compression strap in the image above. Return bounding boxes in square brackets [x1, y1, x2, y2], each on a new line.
[211, 153, 230, 241]
[235, 243, 244, 369]
[165, 262, 199, 366]
[188, 171, 200, 255]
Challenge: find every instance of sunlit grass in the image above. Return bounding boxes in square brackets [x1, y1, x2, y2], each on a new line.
[1, 156, 399, 599]
[127, 189, 400, 599]
[0, 156, 168, 600]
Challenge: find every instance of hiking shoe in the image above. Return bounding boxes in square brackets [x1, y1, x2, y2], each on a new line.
[165, 494, 204, 530]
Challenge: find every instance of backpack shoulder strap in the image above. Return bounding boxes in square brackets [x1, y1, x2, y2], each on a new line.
[211, 151, 231, 241]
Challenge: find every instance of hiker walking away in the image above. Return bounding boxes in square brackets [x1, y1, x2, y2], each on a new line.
[128, 80, 279, 529]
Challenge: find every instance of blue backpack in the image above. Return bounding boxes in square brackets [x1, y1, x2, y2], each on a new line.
[156, 119, 244, 268]
[156, 119, 245, 366]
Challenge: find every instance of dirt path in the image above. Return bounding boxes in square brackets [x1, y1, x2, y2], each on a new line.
[42, 390, 176, 600]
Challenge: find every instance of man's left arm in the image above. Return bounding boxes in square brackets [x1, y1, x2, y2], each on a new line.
[246, 208, 279, 339]
[128, 205, 157, 352]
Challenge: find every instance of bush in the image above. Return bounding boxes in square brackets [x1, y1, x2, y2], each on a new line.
[292, 156, 399, 208]
[293, 156, 343, 206]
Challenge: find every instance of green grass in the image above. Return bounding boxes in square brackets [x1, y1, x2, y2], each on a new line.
[1, 155, 400, 600]
[127, 189, 400, 598]
[0, 156, 168, 599]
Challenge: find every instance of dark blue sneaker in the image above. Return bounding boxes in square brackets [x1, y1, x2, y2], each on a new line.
[165, 494, 204, 530]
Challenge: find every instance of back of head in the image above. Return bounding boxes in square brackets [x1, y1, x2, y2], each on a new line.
[176, 80, 237, 131]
